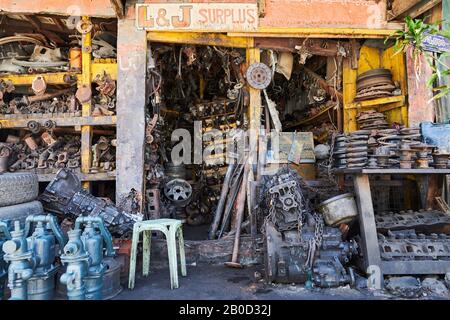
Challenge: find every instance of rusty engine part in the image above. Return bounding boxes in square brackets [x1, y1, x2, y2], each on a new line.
[376, 209, 450, 234]
[1, 91, 80, 115]
[333, 131, 369, 169]
[40, 168, 140, 237]
[378, 230, 450, 262]
[7, 133, 81, 173]
[356, 110, 389, 130]
[93, 72, 116, 116]
[354, 69, 401, 102]
[261, 167, 357, 287]
[91, 136, 116, 172]
[12, 45, 68, 73]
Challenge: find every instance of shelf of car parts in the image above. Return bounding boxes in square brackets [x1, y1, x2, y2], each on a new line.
[0, 114, 117, 128]
[0, 61, 117, 86]
[34, 170, 116, 182]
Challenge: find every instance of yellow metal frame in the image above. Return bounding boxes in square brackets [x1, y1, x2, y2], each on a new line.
[0, 61, 117, 86]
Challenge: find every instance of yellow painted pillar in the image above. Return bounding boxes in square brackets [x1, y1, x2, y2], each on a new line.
[246, 47, 261, 176]
[80, 16, 93, 189]
[343, 58, 358, 133]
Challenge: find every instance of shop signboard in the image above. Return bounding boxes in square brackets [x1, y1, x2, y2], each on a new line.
[136, 3, 258, 32]
[422, 33, 450, 53]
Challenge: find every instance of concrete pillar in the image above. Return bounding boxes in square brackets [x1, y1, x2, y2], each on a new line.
[116, 9, 147, 210]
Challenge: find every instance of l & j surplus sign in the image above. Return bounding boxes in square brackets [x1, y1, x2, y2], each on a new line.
[136, 3, 258, 32]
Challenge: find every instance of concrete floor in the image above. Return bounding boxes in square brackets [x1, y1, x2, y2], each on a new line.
[115, 264, 389, 300]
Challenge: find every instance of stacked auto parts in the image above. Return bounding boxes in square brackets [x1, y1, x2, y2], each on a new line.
[6, 133, 81, 173]
[333, 131, 369, 169]
[355, 69, 401, 102]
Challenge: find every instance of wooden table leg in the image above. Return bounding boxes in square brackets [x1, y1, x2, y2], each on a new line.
[353, 174, 383, 288]
[416, 175, 441, 209]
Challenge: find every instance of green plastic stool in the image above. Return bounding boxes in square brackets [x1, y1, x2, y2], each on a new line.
[128, 219, 186, 290]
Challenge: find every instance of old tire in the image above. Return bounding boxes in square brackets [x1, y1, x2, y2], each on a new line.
[0, 173, 39, 207]
[0, 200, 43, 224]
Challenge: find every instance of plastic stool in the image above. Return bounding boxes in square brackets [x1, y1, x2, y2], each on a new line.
[128, 219, 186, 290]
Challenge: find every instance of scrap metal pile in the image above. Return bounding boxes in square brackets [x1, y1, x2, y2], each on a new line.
[143, 44, 248, 229]
[1, 133, 81, 173]
[259, 167, 357, 287]
[355, 68, 402, 102]
[0, 131, 115, 173]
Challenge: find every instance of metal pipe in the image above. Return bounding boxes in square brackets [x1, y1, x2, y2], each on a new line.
[26, 88, 72, 104]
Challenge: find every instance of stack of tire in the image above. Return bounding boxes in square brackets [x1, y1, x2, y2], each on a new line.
[0, 172, 42, 300]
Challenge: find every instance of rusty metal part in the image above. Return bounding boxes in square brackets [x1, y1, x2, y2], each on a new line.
[376, 209, 450, 233]
[23, 135, 38, 151]
[27, 120, 41, 133]
[146, 188, 161, 219]
[31, 76, 47, 96]
[378, 231, 450, 262]
[41, 131, 57, 146]
[145, 114, 158, 144]
[433, 153, 450, 169]
[76, 19, 93, 34]
[76, 84, 92, 104]
[356, 68, 393, 91]
[26, 88, 73, 104]
[246, 62, 272, 90]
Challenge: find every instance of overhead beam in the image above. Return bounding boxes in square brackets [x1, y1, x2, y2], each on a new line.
[110, 0, 125, 19]
[388, 0, 442, 20]
[0, 0, 116, 18]
[147, 32, 253, 48]
[254, 38, 351, 56]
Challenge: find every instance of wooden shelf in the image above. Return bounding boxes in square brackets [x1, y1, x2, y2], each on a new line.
[345, 95, 405, 110]
[0, 62, 117, 86]
[37, 171, 116, 182]
[0, 115, 116, 129]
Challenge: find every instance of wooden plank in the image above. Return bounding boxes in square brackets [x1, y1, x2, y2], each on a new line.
[147, 32, 253, 48]
[345, 96, 405, 110]
[343, 58, 358, 133]
[110, 0, 125, 19]
[247, 47, 261, 174]
[353, 174, 382, 277]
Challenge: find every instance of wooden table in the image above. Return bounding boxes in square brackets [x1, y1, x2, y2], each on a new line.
[335, 168, 450, 284]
